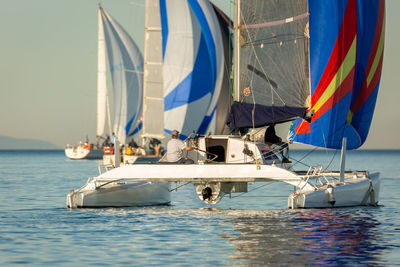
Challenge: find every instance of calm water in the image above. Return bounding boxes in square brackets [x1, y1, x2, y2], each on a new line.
[1, 149, 400, 266]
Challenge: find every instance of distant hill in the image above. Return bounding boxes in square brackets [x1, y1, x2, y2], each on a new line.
[0, 136, 60, 150]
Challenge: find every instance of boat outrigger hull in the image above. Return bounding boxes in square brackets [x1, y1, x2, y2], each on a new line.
[67, 179, 170, 208]
[288, 172, 380, 209]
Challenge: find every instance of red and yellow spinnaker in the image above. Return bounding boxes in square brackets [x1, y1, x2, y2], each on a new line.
[289, 0, 385, 149]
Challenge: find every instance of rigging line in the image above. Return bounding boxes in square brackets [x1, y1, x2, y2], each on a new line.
[290, 120, 351, 169]
[231, 195, 288, 198]
[289, 145, 320, 169]
[231, 181, 276, 198]
[169, 182, 191, 192]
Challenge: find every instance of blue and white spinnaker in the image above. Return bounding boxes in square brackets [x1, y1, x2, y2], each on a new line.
[160, 0, 224, 139]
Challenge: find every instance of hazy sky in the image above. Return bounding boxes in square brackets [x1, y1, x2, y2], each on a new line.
[0, 0, 398, 149]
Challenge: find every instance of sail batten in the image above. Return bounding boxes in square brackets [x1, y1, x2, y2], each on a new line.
[241, 12, 308, 29]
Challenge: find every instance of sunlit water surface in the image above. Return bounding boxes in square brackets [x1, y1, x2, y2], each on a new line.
[0, 150, 399, 266]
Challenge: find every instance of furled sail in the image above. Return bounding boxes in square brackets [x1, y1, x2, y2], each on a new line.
[289, 0, 385, 149]
[96, 8, 107, 138]
[159, 0, 224, 139]
[141, 0, 164, 140]
[227, 0, 311, 130]
[99, 7, 143, 144]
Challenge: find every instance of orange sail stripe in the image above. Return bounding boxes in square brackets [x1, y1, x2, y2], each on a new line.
[295, 37, 357, 135]
[312, 38, 357, 113]
[295, 66, 356, 135]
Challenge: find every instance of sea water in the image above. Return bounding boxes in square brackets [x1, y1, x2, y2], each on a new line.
[0, 149, 399, 266]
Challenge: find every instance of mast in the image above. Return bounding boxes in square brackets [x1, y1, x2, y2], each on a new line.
[340, 137, 347, 183]
[141, 0, 164, 146]
[233, 0, 241, 101]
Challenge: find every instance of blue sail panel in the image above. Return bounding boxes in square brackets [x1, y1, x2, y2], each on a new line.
[160, 0, 224, 140]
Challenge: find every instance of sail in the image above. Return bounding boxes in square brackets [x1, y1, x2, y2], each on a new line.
[96, 8, 107, 138]
[289, 0, 385, 149]
[159, 0, 224, 139]
[227, 0, 310, 130]
[141, 0, 165, 140]
[99, 7, 143, 144]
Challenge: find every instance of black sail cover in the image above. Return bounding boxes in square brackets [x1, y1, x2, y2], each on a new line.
[227, 0, 311, 130]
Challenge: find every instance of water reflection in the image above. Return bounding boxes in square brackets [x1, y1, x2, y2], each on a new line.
[222, 208, 385, 265]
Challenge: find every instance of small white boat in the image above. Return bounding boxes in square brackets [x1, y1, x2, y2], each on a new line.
[65, 144, 103, 160]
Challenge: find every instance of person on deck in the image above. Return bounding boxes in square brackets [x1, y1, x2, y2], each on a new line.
[166, 130, 196, 163]
[128, 139, 139, 149]
[264, 123, 291, 163]
[149, 138, 164, 156]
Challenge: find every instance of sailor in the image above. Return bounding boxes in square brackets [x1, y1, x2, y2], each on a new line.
[264, 123, 291, 163]
[166, 130, 196, 163]
[149, 138, 164, 156]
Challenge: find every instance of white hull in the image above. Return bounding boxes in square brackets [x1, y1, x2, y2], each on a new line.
[67, 135, 381, 209]
[67, 178, 170, 208]
[65, 147, 103, 160]
[288, 172, 380, 208]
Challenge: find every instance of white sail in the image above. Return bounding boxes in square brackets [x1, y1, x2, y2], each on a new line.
[100, 7, 143, 144]
[96, 8, 107, 138]
[159, 0, 224, 139]
[141, 0, 164, 140]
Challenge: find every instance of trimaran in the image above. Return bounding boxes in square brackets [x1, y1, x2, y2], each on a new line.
[67, 0, 384, 209]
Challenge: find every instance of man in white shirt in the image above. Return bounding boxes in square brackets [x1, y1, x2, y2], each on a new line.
[166, 130, 196, 163]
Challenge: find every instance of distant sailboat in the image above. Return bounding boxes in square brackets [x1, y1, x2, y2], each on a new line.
[65, 6, 143, 161]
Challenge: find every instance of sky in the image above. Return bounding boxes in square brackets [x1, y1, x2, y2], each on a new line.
[0, 0, 399, 149]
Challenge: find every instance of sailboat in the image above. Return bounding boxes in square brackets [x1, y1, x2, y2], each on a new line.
[64, 13, 107, 160]
[65, 5, 143, 160]
[68, 0, 384, 209]
[97, 4, 146, 167]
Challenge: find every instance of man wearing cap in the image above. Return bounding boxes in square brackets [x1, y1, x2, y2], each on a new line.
[166, 130, 196, 163]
